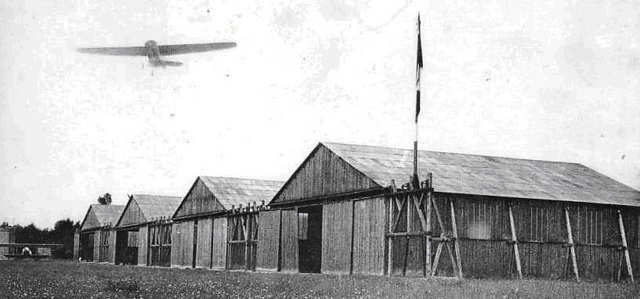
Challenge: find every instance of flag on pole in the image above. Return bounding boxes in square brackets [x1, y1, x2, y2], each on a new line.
[412, 13, 423, 189]
[415, 14, 423, 123]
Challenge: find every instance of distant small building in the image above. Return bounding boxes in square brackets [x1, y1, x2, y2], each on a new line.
[171, 176, 282, 270]
[114, 194, 182, 266]
[76, 204, 124, 263]
[0, 226, 16, 260]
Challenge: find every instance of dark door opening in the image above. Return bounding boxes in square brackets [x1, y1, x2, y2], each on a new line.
[115, 230, 138, 265]
[298, 205, 322, 273]
[79, 233, 94, 262]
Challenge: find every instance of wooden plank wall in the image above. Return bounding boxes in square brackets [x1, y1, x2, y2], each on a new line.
[108, 229, 117, 264]
[273, 145, 378, 204]
[459, 239, 513, 278]
[440, 193, 640, 281]
[174, 179, 224, 218]
[119, 200, 144, 227]
[257, 210, 281, 271]
[280, 209, 298, 272]
[93, 230, 101, 262]
[73, 232, 79, 261]
[196, 218, 213, 268]
[321, 201, 353, 274]
[81, 208, 101, 231]
[353, 197, 386, 275]
[211, 217, 227, 270]
[171, 221, 194, 268]
[623, 210, 640, 276]
[138, 226, 148, 266]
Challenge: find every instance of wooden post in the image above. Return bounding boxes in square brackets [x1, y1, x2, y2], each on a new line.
[425, 173, 432, 276]
[617, 209, 634, 282]
[387, 193, 394, 276]
[73, 230, 80, 262]
[405, 191, 412, 276]
[508, 203, 523, 279]
[564, 206, 579, 282]
[449, 198, 463, 279]
[243, 215, 249, 271]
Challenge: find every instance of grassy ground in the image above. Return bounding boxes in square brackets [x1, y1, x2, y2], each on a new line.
[0, 260, 639, 298]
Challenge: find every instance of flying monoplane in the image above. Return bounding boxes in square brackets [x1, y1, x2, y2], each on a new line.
[77, 40, 236, 67]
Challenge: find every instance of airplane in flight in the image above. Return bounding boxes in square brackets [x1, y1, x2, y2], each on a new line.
[77, 40, 236, 67]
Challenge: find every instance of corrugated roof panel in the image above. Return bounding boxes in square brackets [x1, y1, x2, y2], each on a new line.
[132, 194, 182, 222]
[199, 176, 283, 210]
[91, 204, 124, 227]
[323, 142, 640, 207]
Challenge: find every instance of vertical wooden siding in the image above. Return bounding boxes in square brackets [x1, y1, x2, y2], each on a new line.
[119, 201, 145, 227]
[353, 197, 386, 275]
[171, 221, 194, 268]
[273, 145, 379, 204]
[280, 210, 298, 272]
[196, 218, 213, 268]
[108, 229, 117, 264]
[138, 226, 148, 266]
[73, 232, 79, 261]
[211, 217, 228, 270]
[93, 230, 101, 262]
[257, 210, 281, 271]
[321, 201, 353, 274]
[174, 179, 224, 218]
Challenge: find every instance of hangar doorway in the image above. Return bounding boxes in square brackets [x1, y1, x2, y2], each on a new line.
[115, 229, 138, 265]
[298, 206, 322, 273]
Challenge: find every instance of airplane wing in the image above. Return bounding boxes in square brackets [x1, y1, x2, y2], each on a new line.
[158, 42, 237, 56]
[77, 46, 147, 56]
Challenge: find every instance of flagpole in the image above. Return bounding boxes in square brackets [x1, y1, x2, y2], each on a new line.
[413, 13, 423, 189]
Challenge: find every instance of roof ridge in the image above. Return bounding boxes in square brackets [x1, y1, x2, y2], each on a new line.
[321, 141, 583, 166]
[198, 175, 284, 183]
[130, 193, 182, 199]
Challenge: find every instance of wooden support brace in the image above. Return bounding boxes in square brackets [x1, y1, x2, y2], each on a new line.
[391, 197, 407, 233]
[431, 242, 443, 277]
[387, 195, 393, 276]
[564, 206, 579, 282]
[449, 198, 463, 279]
[617, 209, 634, 283]
[508, 203, 523, 279]
[413, 194, 428, 232]
[425, 185, 432, 276]
[431, 197, 457, 276]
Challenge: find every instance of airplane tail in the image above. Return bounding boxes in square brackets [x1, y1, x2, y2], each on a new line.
[151, 60, 183, 67]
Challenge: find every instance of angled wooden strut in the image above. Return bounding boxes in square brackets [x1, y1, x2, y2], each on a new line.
[508, 202, 523, 279]
[449, 198, 463, 279]
[564, 206, 579, 282]
[617, 209, 634, 283]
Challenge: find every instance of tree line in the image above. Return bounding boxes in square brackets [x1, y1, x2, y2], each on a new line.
[1, 219, 80, 259]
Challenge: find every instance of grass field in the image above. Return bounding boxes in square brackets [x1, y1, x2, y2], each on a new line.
[1, 260, 639, 298]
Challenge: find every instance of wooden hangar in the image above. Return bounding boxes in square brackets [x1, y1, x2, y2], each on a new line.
[114, 194, 182, 266]
[259, 142, 640, 282]
[76, 204, 124, 263]
[170, 176, 282, 270]
[71, 142, 640, 283]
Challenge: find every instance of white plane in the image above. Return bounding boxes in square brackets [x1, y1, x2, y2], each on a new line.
[77, 40, 236, 67]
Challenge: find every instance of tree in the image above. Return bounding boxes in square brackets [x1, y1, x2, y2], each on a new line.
[49, 218, 80, 259]
[98, 193, 112, 205]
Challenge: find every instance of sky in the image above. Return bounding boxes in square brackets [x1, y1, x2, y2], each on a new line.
[1, 0, 638, 229]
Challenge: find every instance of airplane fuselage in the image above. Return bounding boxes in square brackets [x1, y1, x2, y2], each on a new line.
[144, 40, 182, 67]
